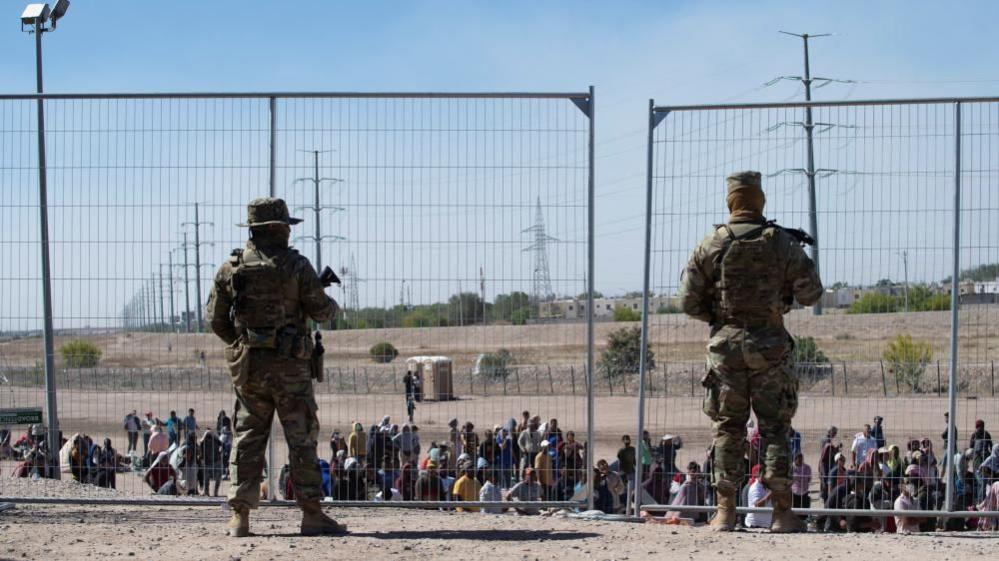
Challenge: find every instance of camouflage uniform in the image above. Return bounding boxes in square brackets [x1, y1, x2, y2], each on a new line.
[205, 198, 337, 511]
[679, 172, 822, 496]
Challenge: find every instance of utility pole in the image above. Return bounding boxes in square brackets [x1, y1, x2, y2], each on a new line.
[178, 234, 192, 332]
[899, 250, 910, 313]
[774, 32, 855, 316]
[160, 263, 173, 331]
[182, 203, 213, 332]
[293, 149, 344, 273]
[164, 258, 176, 332]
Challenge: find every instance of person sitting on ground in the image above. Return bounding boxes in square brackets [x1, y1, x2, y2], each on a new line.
[452, 466, 482, 513]
[505, 467, 543, 515]
[666, 461, 708, 524]
[595, 459, 625, 514]
[348, 422, 367, 466]
[976, 462, 999, 531]
[791, 452, 812, 511]
[143, 451, 176, 494]
[818, 437, 841, 504]
[414, 460, 445, 503]
[744, 465, 771, 529]
[643, 461, 670, 505]
[479, 470, 503, 514]
[395, 462, 418, 501]
[91, 437, 120, 489]
[478, 429, 499, 468]
[894, 476, 921, 533]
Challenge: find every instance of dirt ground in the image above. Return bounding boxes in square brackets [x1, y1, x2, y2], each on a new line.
[1, 502, 996, 561]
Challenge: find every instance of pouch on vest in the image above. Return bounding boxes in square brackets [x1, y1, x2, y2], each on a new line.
[717, 226, 783, 324]
[224, 340, 250, 388]
[231, 251, 291, 348]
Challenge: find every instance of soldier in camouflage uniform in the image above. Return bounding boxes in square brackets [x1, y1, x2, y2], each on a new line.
[679, 171, 822, 533]
[206, 198, 344, 537]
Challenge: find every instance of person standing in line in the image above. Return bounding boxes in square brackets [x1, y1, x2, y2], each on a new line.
[182, 409, 199, 442]
[206, 198, 344, 537]
[679, 171, 822, 533]
[141, 411, 158, 463]
[123, 410, 142, 455]
[871, 416, 887, 449]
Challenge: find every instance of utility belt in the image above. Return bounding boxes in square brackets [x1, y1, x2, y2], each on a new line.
[714, 316, 784, 329]
[241, 325, 313, 360]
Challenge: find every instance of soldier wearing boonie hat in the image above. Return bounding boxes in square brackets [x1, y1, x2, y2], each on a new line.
[206, 197, 343, 537]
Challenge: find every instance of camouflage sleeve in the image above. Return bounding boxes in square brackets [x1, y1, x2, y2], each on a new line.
[206, 262, 238, 345]
[783, 236, 823, 306]
[678, 239, 714, 324]
[295, 258, 338, 323]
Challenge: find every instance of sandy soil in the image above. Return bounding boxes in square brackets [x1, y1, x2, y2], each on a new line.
[1, 501, 996, 561]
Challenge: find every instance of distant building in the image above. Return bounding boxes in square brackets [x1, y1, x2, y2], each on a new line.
[539, 295, 679, 320]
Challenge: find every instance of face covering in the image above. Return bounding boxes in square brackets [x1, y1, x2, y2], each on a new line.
[905, 484, 916, 495]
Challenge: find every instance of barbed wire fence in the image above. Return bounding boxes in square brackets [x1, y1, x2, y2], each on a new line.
[0, 91, 597, 510]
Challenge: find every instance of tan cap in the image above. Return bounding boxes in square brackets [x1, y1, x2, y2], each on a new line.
[726, 171, 762, 194]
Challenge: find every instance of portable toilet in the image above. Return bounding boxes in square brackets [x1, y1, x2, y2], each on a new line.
[405, 356, 454, 401]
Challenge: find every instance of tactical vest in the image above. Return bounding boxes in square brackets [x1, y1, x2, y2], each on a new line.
[229, 247, 303, 348]
[713, 222, 785, 327]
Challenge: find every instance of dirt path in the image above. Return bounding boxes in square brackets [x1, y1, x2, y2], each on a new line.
[1, 503, 995, 561]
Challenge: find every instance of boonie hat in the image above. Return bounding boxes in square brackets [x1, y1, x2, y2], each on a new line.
[237, 197, 303, 227]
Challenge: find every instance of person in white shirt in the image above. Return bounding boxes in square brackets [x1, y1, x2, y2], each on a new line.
[479, 471, 503, 514]
[745, 465, 772, 529]
[851, 424, 877, 468]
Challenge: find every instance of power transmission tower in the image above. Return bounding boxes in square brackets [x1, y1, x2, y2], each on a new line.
[181, 203, 214, 332]
[769, 31, 856, 315]
[522, 197, 556, 308]
[293, 149, 346, 273]
[339, 254, 363, 324]
[161, 262, 176, 332]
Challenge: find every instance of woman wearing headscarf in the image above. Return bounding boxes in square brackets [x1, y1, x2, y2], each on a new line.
[395, 462, 418, 501]
[884, 445, 904, 494]
[642, 462, 670, 505]
[348, 422, 367, 465]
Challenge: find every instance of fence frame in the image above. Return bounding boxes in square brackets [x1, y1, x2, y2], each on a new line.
[635, 95, 999, 518]
[2, 88, 597, 510]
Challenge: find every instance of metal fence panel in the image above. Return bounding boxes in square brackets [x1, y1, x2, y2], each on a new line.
[637, 97, 999, 523]
[0, 91, 595, 510]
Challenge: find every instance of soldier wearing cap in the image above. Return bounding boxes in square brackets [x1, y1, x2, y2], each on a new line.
[206, 197, 344, 537]
[678, 171, 823, 533]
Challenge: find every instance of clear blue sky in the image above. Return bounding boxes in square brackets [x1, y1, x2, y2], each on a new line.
[2, 0, 998, 329]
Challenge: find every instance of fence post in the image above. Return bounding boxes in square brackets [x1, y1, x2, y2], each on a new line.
[663, 364, 668, 397]
[607, 368, 614, 396]
[879, 360, 888, 397]
[570, 365, 576, 396]
[469, 367, 474, 396]
[364, 367, 370, 394]
[535, 368, 541, 394]
[943, 101, 962, 514]
[352, 368, 358, 394]
[991, 361, 995, 397]
[515, 368, 521, 395]
[547, 366, 554, 394]
[842, 363, 848, 396]
[392, 365, 397, 392]
[692, 366, 698, 398]
[937, 361, 942, 397]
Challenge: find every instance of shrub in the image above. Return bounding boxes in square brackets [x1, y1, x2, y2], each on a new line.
[600, 325, 654, 378]
[613, 307, 641, 322]
[882, 334, 932, 393]
[848, 292, 900, 314]
[59, 339, 102, 368]
[476, 349, 513, 379]
[656, 303, 681, 314]
[369, 342, 399, 364]
[792, 336, 829, 364]
[510, 308, 532, 326]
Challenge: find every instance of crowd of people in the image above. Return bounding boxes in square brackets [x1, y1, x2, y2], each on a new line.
[4, 406, 999, 530]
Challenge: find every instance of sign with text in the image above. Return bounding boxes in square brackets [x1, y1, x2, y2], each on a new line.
[0, 408, 43, 425]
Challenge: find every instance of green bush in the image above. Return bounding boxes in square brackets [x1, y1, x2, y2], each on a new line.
[600, 325, 654, 378]
[848, 292, 900, 314]
[510, 308, 532, 326]
[882, 334, 932, 392]
[613, 307, 641, 322]
[59, 339, 102, 368]
[369, 342, 399, 364]
[656, 303, 681, 314]
[847, 287, 950, 314]
[476, 349, 513, 379]
[792, 336, 829, 364]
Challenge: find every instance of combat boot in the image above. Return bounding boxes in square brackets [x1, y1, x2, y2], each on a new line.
[769, 490, 806, 533]
[226, 506, 250, 538]
[709, 484, 737, 532]
[300, 501, 347, 536]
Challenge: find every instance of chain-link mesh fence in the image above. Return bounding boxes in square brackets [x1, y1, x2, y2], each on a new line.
[0, 91, 596, 510]
[636, 98, 999, 526]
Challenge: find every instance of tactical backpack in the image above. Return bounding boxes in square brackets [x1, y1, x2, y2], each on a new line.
[229, 248, 300, 348]
[714, 222, 785, 325]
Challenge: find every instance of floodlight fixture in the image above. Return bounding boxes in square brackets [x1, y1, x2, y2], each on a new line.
[50, 0, 69, 22]
[20, 3, 50, 28]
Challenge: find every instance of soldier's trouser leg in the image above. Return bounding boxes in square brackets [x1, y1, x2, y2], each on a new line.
[703, 364, 750, 491]
[271, 357, 323, 505]
[749, 360, 798, 492]
[228, 376, 275, 510]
